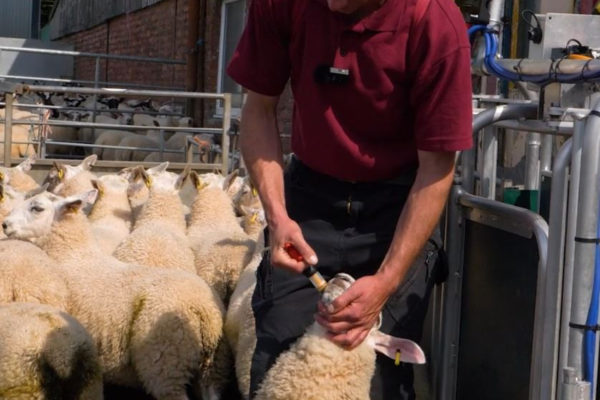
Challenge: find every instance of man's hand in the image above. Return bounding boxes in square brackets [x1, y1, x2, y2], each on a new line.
[268, 215, 318, 274]
[315, 274, 396, 350]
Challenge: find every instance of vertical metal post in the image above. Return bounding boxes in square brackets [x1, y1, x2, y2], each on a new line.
[3, 93, 14, 166]
[479, 126, 498, 199]
[221, 93, 231, 173]
[534, 138, 572, 400]
[566, 102, 600, 392]
[435, 184, 466, 400]
[91, 57, 101, 142]
[525, 132, 542, 191]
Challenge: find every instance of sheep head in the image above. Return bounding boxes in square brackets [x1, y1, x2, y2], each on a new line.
[3, 189, 97, 243]
[127, 162, 187, 194]
[44, 155, 97, 193]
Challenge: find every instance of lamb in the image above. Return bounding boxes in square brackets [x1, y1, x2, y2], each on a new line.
[113, 163, 196, 274]
[187, 170, 257, 304]
[253, 273, 426, 400]
[0, 154, 39, 193]
[0, 239, 69, 310]
[0, 302, 103, 400]
[0, 124, 38, 159]
[143, 133, 212, 163]
[114, 132, 161, 162]
[88, 174, 132, 254]
[92, 130, 135, 160]
[3, 189, 228, 400]
[44, 155, 97, 197]
[224, 208, 267, 398]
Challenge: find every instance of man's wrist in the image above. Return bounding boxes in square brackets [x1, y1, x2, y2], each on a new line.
[375, 264, 403, 297]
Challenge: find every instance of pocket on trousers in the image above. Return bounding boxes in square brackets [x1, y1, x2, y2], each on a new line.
[255, 252, 273, 301]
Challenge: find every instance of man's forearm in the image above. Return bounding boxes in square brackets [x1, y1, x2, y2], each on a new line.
[376, 151, 456, 294]
[240, 92, 288, 227]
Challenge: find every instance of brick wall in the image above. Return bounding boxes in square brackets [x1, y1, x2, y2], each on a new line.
[59, 0, 187, 89]
[56, 0, 295, 150]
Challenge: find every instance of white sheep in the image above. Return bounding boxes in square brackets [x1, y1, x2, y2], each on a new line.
[3, 189, 228, 400]
[253, 273, 426, 400]
[44, 154, 97, 195]
[113, 163, 196, 274]
[0, 302, 103, 400]
[187, 170, 257, 304]
[0, 155, 39, 193]
[224, 207, 267, 398]
[113, 132, 160, 162]
[88, 174, 132, 254]
[0, 239, 69, 310]
[92, 130, 135, 160]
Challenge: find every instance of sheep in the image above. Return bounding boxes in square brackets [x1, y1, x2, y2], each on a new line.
[187, 170, 257, 304]
[0, 239, 69, 310]
[224, 208, 267, 398]
[0, 154, 39, 193]
[92, 130, 135, 160]
[3, 189, 228, 400]
[253, 273, 426, 400]
[143, 132, 212, 163]
[44, 154, 97, 196]
[0, 124, 38, 159]
[0, 302, 103, 400]
[113, 163, 196, 274]
[113, 132, 160, 162]
[79, 113, 131, 146]
[88, 174, 132, 254]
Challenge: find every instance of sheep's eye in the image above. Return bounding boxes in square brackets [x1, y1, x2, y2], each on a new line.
[30, 205, 44, 213]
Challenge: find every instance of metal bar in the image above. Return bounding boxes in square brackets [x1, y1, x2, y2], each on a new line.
[494, 119, 574, 136]
[537, 139, 573, 400]
[221, 93, 232, 173]
[3, 94, 14, 166]
[0, 46, 186, 64]
[437, 183, 466, 400]
[0, 102, 184, 117]
[479, 126, 498, 199]
[23, 85, 226, 100]
[566, 99, 600, 388]
[525, 132, 542, 191]
[4, 119, 222, 134]
[0, 74, 185, 91]
[559, 119, 586, 395]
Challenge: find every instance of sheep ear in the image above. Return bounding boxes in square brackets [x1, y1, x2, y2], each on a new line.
[80, 155, 97, 170]
[190, 171, 207, 191]
[176, 166, 191, 190]
[223, 169, 239, 191]
[60, 189, 98, 215]
[0, 170, 5, 184]
[53, 161, 66, 181]
[365, 331, 426, 365]
[25, 183, 49, 199]
[148, 161, 169, 174]
[90, 179, 104, 197]
[131, 166, 151, 188]
[0, 184, 4, 202]
[117, 166, 135, 180]
[17, 154, 36, 172]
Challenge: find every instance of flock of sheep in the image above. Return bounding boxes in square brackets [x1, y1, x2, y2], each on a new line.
[0, 91, 216, 163]
[0, 155, 426, 397]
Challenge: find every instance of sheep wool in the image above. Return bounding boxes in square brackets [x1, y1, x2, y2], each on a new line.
[188, 178, 256, 304]
[88, 174, 132, 254]
[0, 302, 103, 400]
[0, 240, 69, 310]
[0, 155, 39, 193]
[113, 167, 196, 274]
[3, 191, 228, 400]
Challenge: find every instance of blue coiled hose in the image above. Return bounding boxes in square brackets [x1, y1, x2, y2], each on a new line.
[467, 25, 600, 84]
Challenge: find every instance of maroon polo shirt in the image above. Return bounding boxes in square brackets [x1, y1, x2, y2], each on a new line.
[227, 0, 473, 182]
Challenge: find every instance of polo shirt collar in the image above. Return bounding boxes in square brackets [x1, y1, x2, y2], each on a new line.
[312, 0, 400, 32]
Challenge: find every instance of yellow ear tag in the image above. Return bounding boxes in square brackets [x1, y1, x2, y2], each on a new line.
[251, 187, 258, 197]
[196, 181, 208, 191]
[250, 212, 258, 223]
[57, 169, 64, 181]
[0, 172, 4, 182]
[395, 350, 401, 366]
[144, 176, 152, 189]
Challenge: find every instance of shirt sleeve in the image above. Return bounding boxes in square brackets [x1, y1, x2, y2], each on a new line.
[226, 0, 292, 96]
[409, 0, 473, 152]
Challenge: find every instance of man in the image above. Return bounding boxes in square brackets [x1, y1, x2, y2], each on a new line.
[227, 0, 472, 398]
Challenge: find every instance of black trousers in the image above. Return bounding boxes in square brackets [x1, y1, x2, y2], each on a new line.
[249, 158, 445, 399]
